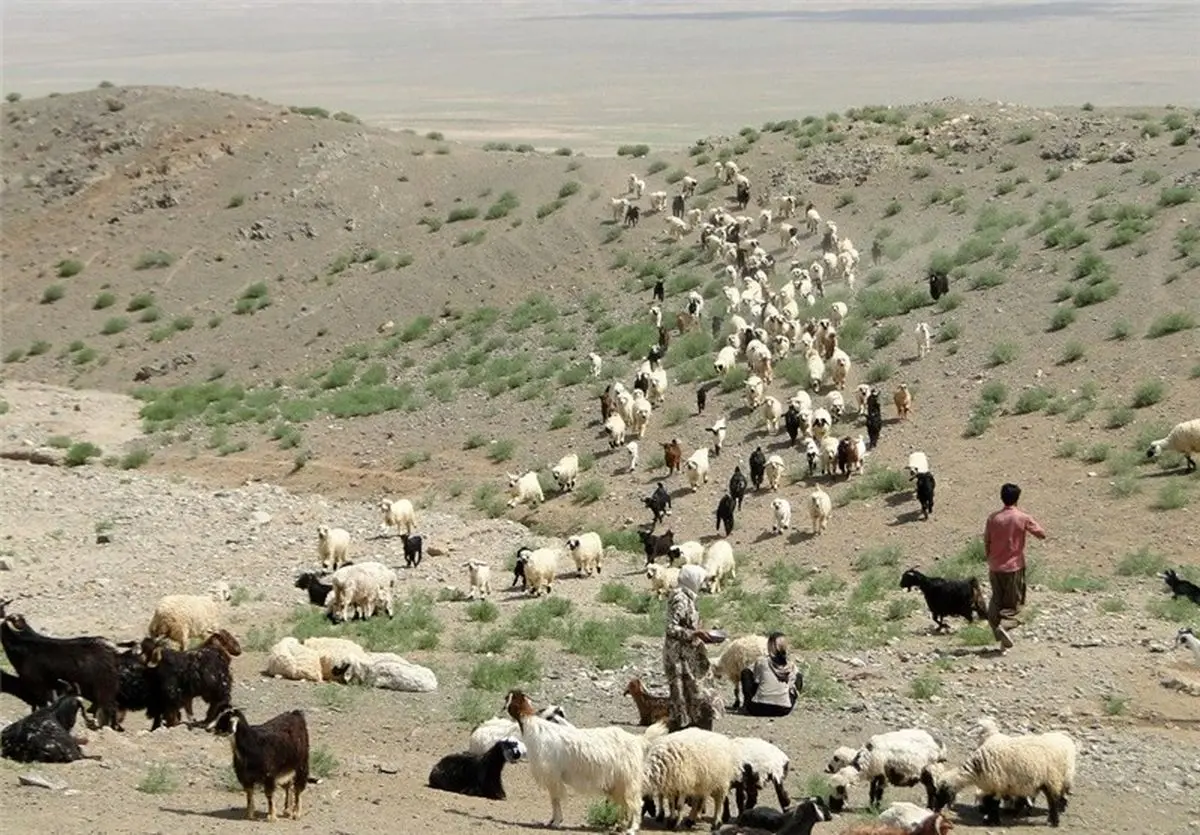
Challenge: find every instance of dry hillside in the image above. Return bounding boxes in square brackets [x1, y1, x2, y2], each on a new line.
[1, 86, 1199, 833]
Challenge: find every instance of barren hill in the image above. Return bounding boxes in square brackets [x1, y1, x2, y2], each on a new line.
[1, 86, 1199, 832]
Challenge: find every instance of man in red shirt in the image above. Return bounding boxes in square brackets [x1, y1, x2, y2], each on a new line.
[983, 483, 1047, 650]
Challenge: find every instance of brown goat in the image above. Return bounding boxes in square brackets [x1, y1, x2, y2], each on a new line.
[212, 707, 310, 821]
[600, 386, 615, 422]
[623, 677, 670, 726]
[662, 439, 683, 474]
[893, 383, 912, 421]
[838, 812, 952, 835]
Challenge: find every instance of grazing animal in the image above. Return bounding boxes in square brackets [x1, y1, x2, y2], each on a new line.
[900, 569, 987, 631]
[748, 447, 767, 491]
[294, 571, 334, 607]
[1159, 569, 1200, 605]
[428, 737, 527, 800]
[623, 678, 671, 726]
[639, 529, 676, 567]
[715, 494, 736, 537]
[728, 466, 748, 510]
[893, 384, 912, 421]
[826, 728, 946, 811]
[1145, 418, 1200, 472]
[1, 689, 97, 763]
[211, 707, 311, 822]
[697, 386, 708, 414]
[663, 439, 684, 475]
[644, 482, 672, 526]
[915, 472, 936, 520]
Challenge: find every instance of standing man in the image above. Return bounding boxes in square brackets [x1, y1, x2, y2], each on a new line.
[662, 570, 716, 731]
[983, 482, 1047, 650]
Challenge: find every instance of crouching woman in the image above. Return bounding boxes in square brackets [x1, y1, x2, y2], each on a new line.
[740, 632, 800, 717]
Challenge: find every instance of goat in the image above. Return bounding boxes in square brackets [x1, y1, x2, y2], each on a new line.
[644, 482, 672, 526]
[211, 707, 312, 821]
[1159, 569, 1200, 605]
[1, 688, 98, 763]
[294, 571, 334, 606]
[429, 737, 527, 800]
[402, 533, 424, 568]
[639, 529, 675, 567]
[900, 569, 987, 631]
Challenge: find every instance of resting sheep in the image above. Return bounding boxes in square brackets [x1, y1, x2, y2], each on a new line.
[294, 571, 333, 607]
[302, 636, 369, 681]
[429, 737, 527, 800]
[147, 581, 232, 651]
[566, 532, 604, 576]
[1145, 418, 1200, 472]
[507, 471, 545, 508]
[317, 526, 351, 570]
[331, 655, 437, 693]
[264, 637, 323, 683]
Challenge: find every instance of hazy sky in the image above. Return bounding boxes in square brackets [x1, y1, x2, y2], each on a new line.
[3, 0, 1197, 150]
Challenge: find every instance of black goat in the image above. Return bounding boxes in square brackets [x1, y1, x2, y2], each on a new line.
[623, 204, 640, 228]
[697, 385, 708, 415]
[928, 269, 950, 301]
[726, 797, 832, 835]
[112, 641, 155, 728]
[0, 668, 50, 711]
[749, 447, 767, 491]
[871, 238, 883, 266]
[900, 568, 987, 631]
[865, 391, 883, 450]
[715, 494, 736, 537]
[1, 689, 98, 764]
[644, 482, 672, 526]
[1160, 569, 1200, 605]
[294, 571, 334, 606]
[672, 194, 685, 219]
[211, 707, 311, 822]
[428, 737, 527, 800]
[736, 183, 750, 210]
[728, 466, 747, 510]
[181, 629, 242, 724]
[784, 405, 801, 445]
[402, 533, 424, 568]
[0, 613, 121, 730]
[140, 638, 191, 730]
[639, 529, 675, 567]
[653, 278, 665, 303]
[915, 472, 936, 520]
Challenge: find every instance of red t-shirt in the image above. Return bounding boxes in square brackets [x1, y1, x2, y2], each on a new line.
[984, 506, 1046, 573]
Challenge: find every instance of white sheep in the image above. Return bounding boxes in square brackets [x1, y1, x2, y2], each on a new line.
[771, 498, 791, 534]
[763, 454, 785, 491]
[713, 345, 738, 376]
[732, 736, 792, 813]
[646, 563, 681, 599]
[380, 498, 416, 537]
[650, 305, 663, 328]
[626, 440, 639, 472]
[468, 705, 574, 756]
[708, 417, 727, 456]
[146, 581, 231, 650]
[701, 540, 736, 593]
[643, 726, 741, 829]
[805, 205, 821, 234]
[761, 396, 783, 433]
[826, 727, 946, 810]
[1146, 418, 1200, 472]
[820, 436, 840, 477]
[667, 540, 705, 566]
[566, 531, 604, 577]
[628, 173, 646, 198]
[681, 176, 698, 197]
[649, 191, 668, 213]
[604, 413, 627, 448]
[317, 524, 351, 571]
[905, 451, 930, 479]
[915, 322, 932, 359]
[806, 350, 825, 392]
[506, 470, 545, 508]
[830, 301, 849, 328]
[826, 390, 845, 420]
[301, 635, 369, 681]
[715, 635, 769, 709]
[589, 352, 603, 378]
[685, 447, 710, 491]
[551, 453, 580, 493]
[877, 801, 936, 831]
[335, 655, 438, 693]
[743, 374, 765, 409]
[665, 215, 690, 241]
[465, 560, 492, 600]
[264, 636, 323, 683]
[1176, 627, 1200, 664]
[515, 546, 560, 596]
[757, 208, 773, 232]
[809, 486, 832, 535]
[830, 349, 851, 390]
[611, 197, 630, 223]
[325, 561, 396, 624]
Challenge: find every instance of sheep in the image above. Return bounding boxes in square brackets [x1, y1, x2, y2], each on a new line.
[649, 191, 669, 213]
[744, 374, 765, 409]
[316, 525, 352, 570]
[513, 546, 560, 596]
[715, 494, 736, 537]
[331, 656, 438, 692]
[646, 563, 682, 599]
[627, 441, 640, 473]
[1158, 569, 1200, 604]
[302, 636, 369, 681]
[730, 736, 792, 815]
[644, 482, 672, 526]
[875, 801, 939, 832]
[605, 413, 628, 447]
[931, 728, 1077, 827]
[147, 581, 231, 651]
[826, 728, 946, 811]
[504, 689, 646, 833]
[507, 470, 545, 508]
[855, 383, 873, 414]
[468, 704, 573, 755]
[715, 635, 769, 710]
[806, 350, 825, 392]
[899, 569, 987, 631]
[639, 529, 675, 567]
[211, 707, 310, 822]
[663, 439, 684, 474]
[762, 396, 783, 433]
[667, 540, 705, 566]
[612, 197, 631, 222]
[771, 498, 792, 534]
[915, 472, 936, 520]
[325, 561, 396, 624]
[590, 352, 603, 378]
[713, 345, 738, 376]
[893, 383, 912, 421]
[666, 215, 691, 241]
[429, 737, 527, 800]
[643, 726, 741, 830]
[914, 323, 932, 359]
[294, 571, 333, 607]
[805, 204, 821, 234]
[803, 437, 821, 475]
[687, 447, 711, 491]
[264, 637, 323, 683]
[1146, 418, 1200, 472]
[809, 487, 832, 535]
[551, 453, 580, 492]
[763, 454, 785, 491]
[465, 560, 492, 600]
[566, 531, 605, 577]
[624, 678, 671, 726]
[702, 540, 737, 593]
[380, 497, 416, 536]
[1, 689, 96, 763]
[1176, 627, 1200, 665]
[826, 389, 846, 420]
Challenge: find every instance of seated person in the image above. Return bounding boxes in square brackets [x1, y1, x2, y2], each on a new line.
[739, 632, 800, 717]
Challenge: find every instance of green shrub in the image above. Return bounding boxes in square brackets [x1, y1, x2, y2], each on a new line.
[1146, 311, 1196, 338]
[101, 317, 129, 335]
[616, 144, 650, 158]
[1047, 307, 1075, 331]
[135, 251, 176, 270]
[1131, 379, 1165, 408]
[41, 284, 65, 304]
[65, 441, 102, 467]
[1060, 341, 1085, 364]
[446, 206, 479, 223]
[989, 342, 1018, 367]
[57, 259, 84, 277]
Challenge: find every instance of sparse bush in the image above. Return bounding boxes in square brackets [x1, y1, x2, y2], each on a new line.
[137, 764, 178, 795]
[101, 317, 129, 335]
[1073, 279, 1119, 307]
[446, 206, 479, 223]
[1153, 482, 1190, 511]
[1105, 407, 1135, 429]
[1146, 311, 1196, 338]
[487, 439, 516, 463]
[41, 284, 65, 304]
[27, 340, 50, 356]
[1159, 186, 1195, 207]
[93, 291, 116, 309]
[135, 251, 175, 270]
[616, 143, 650, 158]
[1013, 387, 1052, 414]
[57, 259, 83, 277]
[1010, 127, 1035, 144]
[988, 341, 1018, 367]
[573, 478, 606, 506]
[1131, 379, 1165, 408]
[120, 447, 153, 470]
[127, 292, 155, 312]
[484, 190, 519, 220]
[65, 441, 102, 467]
[1060, 340, 1085, 364]
[1047, 307, 1075, 331]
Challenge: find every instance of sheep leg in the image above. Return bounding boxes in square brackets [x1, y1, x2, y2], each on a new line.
[1043, 786, 1062, 827]
[772, 777, 791, 810]
[979, 794, 1002, 825]
[868, 775, 885, 807]
[547, 787, 566, 827]
[708, 790, 726, 830]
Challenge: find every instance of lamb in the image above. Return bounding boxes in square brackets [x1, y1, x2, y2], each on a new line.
[914, 323, 932, 359]
[429, 737, 527, 800]
[264, 637, 323, 683]
[146, 581, 231, 651]
[875, 801, 940, 832]
[763, 454, 785, 490]
[771, 498, 792, 534]
[465, 560, 492, 599]
[639, 529, 675, 566]
[325, 561, 396, 624]
[551, 453, 580, 492]
[380, 497, 416, 536]
[294, 571, 333, 607]
[1145, 417, 1200, 472]
[331, 655, 438, 693]
[566, 531, 605, 577]
[627, 441, 640, 472]
[624, 677, 671, 726]
[504, 689, 647, 833]
[1175, 627, 1200, 665]
[646, 563, 682, 599]
[826, 727, 946, 810]
[211, 707, 310, 822]
[762, 396, 783, 433]
[686, 447, 711, 491]
[915, 472, 936, 520]
[930, 728, 1077, 827]
[468, 704, 573, 755]
[628, 174, 646, 198]
[702, 540, 737, 593]
[513, 546, 561, 596]
[730, 736, 792, 814]
[507, 470, 545, 508]
[644, 482, 672, 526]
[893, 383, 912, 421]
[715, 635, 769, 710]
[1158, 569, 1200, 604]
[642, 726, 741, 830]
[590, 352, 603, 378]
[809, 487, 832, 535]
[900, 569, 987, 631]
[1, 689, 96, 763]
[667, 540, 705, 566]
[316, 525, 352, 570]
[709, 417, 728, 456]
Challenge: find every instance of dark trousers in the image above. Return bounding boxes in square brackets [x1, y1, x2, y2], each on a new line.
[739, 668, 797, 717]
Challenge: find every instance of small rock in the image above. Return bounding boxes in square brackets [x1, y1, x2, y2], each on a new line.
[19, 773, 65, 790]
[95, 533, 112, 545]
[426, 545, 447, 557]
[0, 557, 12, 571]
[250, 511, 272, 526]
[377, 763, 399, 775]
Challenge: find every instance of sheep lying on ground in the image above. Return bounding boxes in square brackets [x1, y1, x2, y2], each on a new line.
[900, 569, 987, 631]
[1145, 417, 1200, 472]
[468, 704, 573, 755]
[465, 560, 492, 599]
[331, 655, 437, 693]
[839, 812, 952, 835]
[302, 636, 368, 681]
[507, 471, 545, 508]
[876, 800, 939, 831]
[826, 727, 946, 810]
[566, 532, 604, 576]
[264, 637, 323, 683]
[380, 498, 416, 536]
[147, 581, 231, 650]
[429, 737, 527, 800]
[325, 562, 396, 624]
[294, 572, 333, 607]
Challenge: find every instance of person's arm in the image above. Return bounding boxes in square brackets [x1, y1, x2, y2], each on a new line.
[983, 515, 992, 554]
[664, 596, 696, 642]
[1025, 513, 1047, 540]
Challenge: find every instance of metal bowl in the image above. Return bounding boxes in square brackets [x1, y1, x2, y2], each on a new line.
[702, 629, 728, 644]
